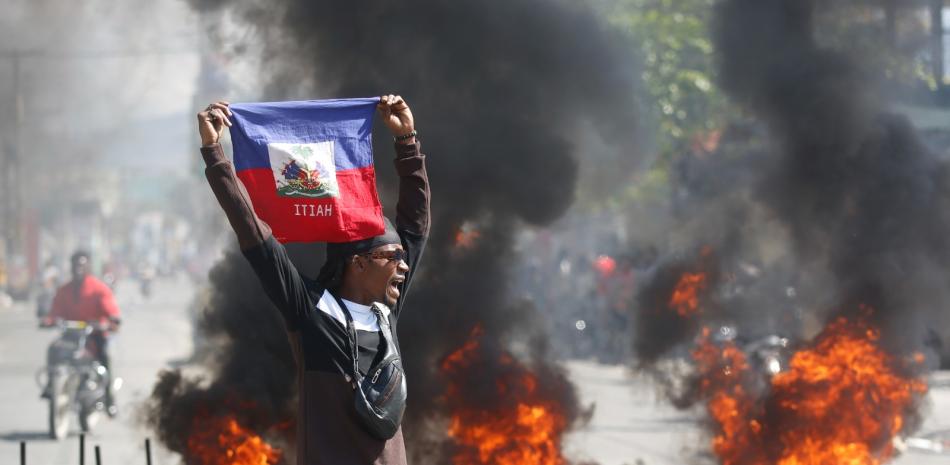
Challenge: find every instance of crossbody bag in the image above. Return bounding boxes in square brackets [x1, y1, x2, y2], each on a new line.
[333, 295, 407, 440]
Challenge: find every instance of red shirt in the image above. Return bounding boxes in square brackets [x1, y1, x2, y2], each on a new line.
[50, 276, 120, 325]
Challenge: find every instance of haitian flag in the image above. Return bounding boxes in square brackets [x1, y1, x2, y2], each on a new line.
[229, 98, 385, 243]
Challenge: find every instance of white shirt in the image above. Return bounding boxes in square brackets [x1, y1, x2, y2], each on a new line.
[315, 290, 390, 331]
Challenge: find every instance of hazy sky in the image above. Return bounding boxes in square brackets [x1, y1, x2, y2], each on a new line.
[0, 0, 202, 170]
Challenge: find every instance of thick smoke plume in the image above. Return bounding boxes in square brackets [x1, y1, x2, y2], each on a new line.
[148, 0, 641, 462]
[714, 0, 950, 346]
[145, 248, 298, 460]
[631, 0, 945, 455]
[636, 0, 950, 361]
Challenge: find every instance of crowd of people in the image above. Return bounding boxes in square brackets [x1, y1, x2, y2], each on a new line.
[513, 215, 660, 363]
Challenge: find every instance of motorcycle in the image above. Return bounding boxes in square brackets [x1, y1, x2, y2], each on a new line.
[706, 326, 791, 396]
[36, 320, 122, 439]
[745, 334, 790, 376]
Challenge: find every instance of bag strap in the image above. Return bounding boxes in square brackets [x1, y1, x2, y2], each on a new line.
[332, 293, 364, 383]
[370, 304, 396, 357]
[331, 294, 398, 382]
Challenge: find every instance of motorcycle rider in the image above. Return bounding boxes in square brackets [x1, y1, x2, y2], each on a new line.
[42, 250, 121, 417]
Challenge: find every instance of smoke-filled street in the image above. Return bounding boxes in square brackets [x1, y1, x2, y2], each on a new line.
[2, 282, 947, 465]
[6, 0, 950, 464]
[0, 276, 949, 464]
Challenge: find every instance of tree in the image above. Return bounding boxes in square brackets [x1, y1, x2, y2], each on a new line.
[606, 0, 729, 157]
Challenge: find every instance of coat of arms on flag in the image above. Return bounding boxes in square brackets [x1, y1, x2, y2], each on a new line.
[228, 97, 385, 244]
[268, 142, 339, 198]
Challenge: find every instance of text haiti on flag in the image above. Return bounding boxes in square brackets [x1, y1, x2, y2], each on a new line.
[229, 98, 385, 243]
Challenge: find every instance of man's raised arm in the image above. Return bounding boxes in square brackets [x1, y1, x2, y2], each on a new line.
[197, 101, 272, 250]
[377, 95, 430, 238]
[197, 101, 312, 327]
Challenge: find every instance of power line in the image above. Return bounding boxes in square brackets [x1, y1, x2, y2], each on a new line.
[0, 48, 198, 60]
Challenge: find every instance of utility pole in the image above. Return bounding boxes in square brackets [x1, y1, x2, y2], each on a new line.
[930, 0, 945, 93]
[0, 46, 194, 272]
[1, 51, 23, 265]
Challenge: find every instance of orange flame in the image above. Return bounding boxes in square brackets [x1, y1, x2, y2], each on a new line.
[669, 272, 708, 317]
[455, 226, 481, 249]
[692, 327, 761, 464]
[441, 326, 569, 465]
[769, 316, 927, 465]
[691, 314, 927, 465]
[186, 415, 281, 465]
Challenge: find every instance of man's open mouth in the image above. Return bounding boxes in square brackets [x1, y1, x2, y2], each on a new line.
[388, 276, 405, 296]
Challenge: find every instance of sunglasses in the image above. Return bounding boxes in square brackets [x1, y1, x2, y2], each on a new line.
[360, 249, 407, 263]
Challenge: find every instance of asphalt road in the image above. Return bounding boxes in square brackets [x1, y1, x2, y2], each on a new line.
[563, 362, 950, 465]
[0, 277, 195, 465]
[1, 276, 947, 465]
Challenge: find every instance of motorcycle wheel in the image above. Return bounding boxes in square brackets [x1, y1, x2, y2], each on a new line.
[47, 374, 71, 440]
[78, 402, 101, 433]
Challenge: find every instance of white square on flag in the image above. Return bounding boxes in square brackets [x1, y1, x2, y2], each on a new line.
[230, 98, 383, 243]
[267, 141, 340, 199]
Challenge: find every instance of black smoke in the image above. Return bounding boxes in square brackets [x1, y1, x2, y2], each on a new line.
[144, 247, 300, 461]
[149, 0, 641, 462]
[630, 0, 942, 457]
[712, 0, 950, 354]
[635, 0, 950, 361]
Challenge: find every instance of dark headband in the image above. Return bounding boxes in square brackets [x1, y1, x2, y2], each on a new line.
[325, 217, 401, 260]
[317, 217, 402, 289]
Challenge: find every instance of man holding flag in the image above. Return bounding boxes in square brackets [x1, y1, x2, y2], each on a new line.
[198, 95, 429, 465]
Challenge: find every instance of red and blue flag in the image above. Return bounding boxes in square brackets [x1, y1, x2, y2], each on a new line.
[229, 98, 385, 243]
